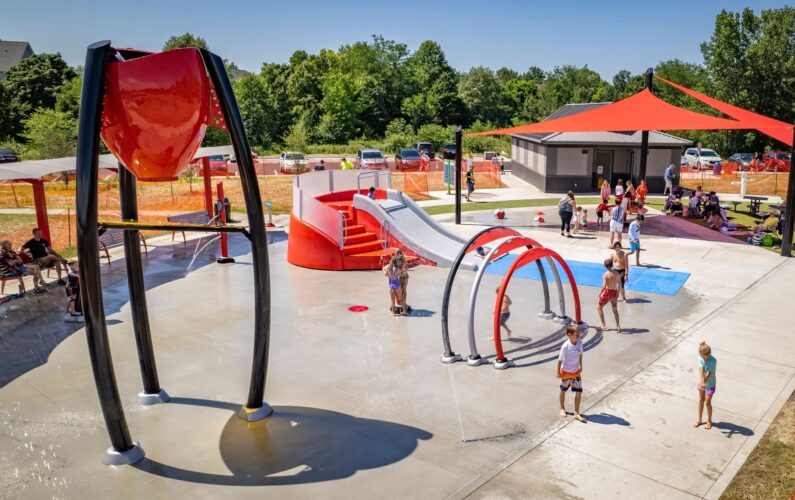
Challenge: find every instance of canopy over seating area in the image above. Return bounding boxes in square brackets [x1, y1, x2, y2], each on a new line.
[474, 74, 795, 257]
[0, 145, 235, 242]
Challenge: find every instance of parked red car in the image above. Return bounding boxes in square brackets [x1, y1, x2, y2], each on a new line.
[395, 148, 422, 170]
[761, 151, 791, 172]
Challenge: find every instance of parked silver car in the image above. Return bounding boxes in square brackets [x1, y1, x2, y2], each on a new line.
[355, 149, 388, 170]
[280, 152, 308, 173]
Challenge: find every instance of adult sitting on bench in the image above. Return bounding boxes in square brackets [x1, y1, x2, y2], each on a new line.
[1, 239, 46, 295]
[21, 228, 67, 285]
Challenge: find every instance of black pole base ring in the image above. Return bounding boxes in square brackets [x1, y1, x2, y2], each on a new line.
[440, 352, 462, 364]
[467, 354, 487, 367]
[216, 257, 235, 264]
[493, 358, 515, 370]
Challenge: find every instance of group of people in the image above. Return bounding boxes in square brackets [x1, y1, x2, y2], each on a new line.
[0, 228, 82, 320]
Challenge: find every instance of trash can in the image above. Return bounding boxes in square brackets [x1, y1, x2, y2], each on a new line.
[712, 162, 722, 175]
[214, 197, 235, 222]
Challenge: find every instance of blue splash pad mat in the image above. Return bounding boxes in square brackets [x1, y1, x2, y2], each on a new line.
[484, 255, 690, 296]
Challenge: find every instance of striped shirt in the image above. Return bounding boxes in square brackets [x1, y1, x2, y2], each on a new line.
[611, 206, 624, 222]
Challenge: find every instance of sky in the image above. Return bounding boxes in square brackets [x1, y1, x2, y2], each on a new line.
[1, 0, 789, 78]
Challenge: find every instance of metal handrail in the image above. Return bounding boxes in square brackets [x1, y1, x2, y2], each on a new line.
[337, 211, 345, 249]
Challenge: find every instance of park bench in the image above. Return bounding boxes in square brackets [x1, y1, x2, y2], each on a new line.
[98, 228, 147, 266]
[742, 195, 769, 216]
[167, 210, 211, 246]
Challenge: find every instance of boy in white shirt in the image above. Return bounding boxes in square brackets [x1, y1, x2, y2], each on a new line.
[557, 323, 586, 422]
[626, 215, 644, 266]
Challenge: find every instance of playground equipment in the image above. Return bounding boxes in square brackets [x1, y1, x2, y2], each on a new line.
[288, 169, 478, 271]
[494, 209, 505, 220]
[76, 42, 272, 465]
[440, 227, 586, 369]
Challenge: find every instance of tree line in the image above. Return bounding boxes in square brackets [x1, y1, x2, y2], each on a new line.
[1, 6, 792, 161]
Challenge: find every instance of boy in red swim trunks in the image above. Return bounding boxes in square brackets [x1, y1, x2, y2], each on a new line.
[597, 258, 622, 332]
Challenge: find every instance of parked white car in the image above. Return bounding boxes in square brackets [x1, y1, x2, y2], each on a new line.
[280, 152, 308, 173]
[683, 147, 722, 169]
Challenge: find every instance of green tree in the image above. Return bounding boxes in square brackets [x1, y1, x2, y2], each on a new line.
[317, 71, 362, 143]
[0, 85, 22, 139]
[21, 108, 77, 159]
[608, 69, 644, 100]
[382, 118, 414, 152]
[3, 53, 76, 117]
[55, 76, 82, 120]
[234, 74, 275, 148]
[458, 66, 513, 126]
[402, 41, 465, 127]
[284, 121, 309, 152]
[533, 65, 610, 118]
[163, 33, 208, 51]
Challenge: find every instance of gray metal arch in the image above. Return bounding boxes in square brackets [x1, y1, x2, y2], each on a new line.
[465, 238, 566, 365]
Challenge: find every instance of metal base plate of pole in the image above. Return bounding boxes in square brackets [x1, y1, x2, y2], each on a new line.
[493, 358, 515, 370]
[238, 402, 274, 422]
[216, 257, 235, 264]
[136, 389, 170, 406]
[553, 315, 571, 325]
[467, 354, 488, 367]
[440, 352, 463, 364]
[538, 311, 556, 320]
[577, 321, 589, 332]
[101, 442, 145, 466]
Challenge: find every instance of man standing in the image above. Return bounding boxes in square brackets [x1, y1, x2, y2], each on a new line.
[664, 163, 675, 195]
[626, 215, 644, 266]
[22, 228, 66, 285]
[340, 157, 354, 170]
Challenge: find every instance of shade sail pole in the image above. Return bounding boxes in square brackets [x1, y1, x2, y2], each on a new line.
[455, 126, 462, 225]
[781, 122, 795, 257]
[638, 68, 653, 185]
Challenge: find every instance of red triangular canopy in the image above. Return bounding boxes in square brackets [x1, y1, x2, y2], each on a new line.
[655, 76, 793, 146]
[472, 89, 753, 136]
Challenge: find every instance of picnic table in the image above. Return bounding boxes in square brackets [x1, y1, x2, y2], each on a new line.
[743, 195, 769, 216]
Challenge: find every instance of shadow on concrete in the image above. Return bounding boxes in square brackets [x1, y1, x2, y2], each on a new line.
[625, 298, 652, 304]
[134, 397, 432, 486]
[408, 308, 435, 317]
[637, 264, 671, 270]
[712, 421, 754, 438]
[483, 326, 603, 368]
[0, 231, 286, 389]
[586, 413, 631, 426]
[620, 328, 650, 335]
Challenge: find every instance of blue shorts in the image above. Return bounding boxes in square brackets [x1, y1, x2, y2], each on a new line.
[500, 311, 510, 325]
[630, 240, 640, 252]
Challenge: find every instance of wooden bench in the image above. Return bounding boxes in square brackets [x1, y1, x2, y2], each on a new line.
[167, 210, 211, 245]
[98, 228, 147, 266]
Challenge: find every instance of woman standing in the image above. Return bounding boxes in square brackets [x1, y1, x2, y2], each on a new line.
[465, 155, 475, 202]
[600, 179, 611, 203]
[558, 191, 576, 238]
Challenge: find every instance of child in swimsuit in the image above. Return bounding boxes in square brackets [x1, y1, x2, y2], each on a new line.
[597, 258, 622, 332]
[384, 255, 406, 316]
[496, 287, 512, 337]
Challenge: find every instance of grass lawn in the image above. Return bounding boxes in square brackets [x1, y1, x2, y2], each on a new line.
[423, 196, 603, 216]
[721, 391, 795, 500]
[0, 213, 37, 236]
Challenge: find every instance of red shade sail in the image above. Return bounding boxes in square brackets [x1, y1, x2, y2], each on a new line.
[472, 89, 768, 137]
[655, 76, 793, 147]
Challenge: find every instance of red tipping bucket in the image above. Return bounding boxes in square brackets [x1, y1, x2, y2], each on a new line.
[101, 48, 212, 181]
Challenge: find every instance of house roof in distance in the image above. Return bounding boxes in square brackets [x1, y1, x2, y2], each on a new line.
[0, 41, 34, 75]
[514, 102, 691, 146]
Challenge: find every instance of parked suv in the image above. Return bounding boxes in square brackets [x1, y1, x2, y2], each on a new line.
[761, 151, 791, 172]
[440, 143, 456, 160]
[683, 147, 722, 169]
[0, 149, 19, 163]
[395, 148, 421, 170]
[413, 142, 435, 159]
[280, 152, 308, 173]
[355, 149, 388, 170]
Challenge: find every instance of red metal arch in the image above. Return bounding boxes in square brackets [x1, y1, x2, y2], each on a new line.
[493, 247, 581, 362]
[465, 227, 522, 254]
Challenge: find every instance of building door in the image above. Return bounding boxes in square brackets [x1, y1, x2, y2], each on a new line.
[594, 150, 613, 189]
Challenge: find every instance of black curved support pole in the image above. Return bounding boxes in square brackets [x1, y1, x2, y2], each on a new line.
[455, 126, 463, 224]
[781, 122, 795, 257]
[76, 41, 135, 453]
[638, 67, 653, 184]
[118, 163, 162, 397]
[535, 260, 551, 314]
[200, 49, 272, 418]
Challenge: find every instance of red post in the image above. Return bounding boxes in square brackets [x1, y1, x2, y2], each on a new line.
[216, 181, 233, 263]
[30, 179, 51, 242]
[202, 156, 213, 218]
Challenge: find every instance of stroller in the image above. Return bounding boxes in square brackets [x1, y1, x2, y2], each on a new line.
[664, 193, 684, 216]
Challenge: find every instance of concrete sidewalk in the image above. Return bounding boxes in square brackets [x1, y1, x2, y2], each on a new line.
[464, 257, 795, 499]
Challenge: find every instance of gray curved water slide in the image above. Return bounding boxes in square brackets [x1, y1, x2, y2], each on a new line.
[352, 190, 480, 270]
